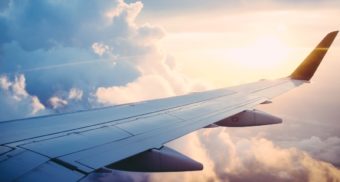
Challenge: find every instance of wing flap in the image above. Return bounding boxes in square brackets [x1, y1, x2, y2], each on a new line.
[0, 149, 49, 181]
[17, 161, 84, 182]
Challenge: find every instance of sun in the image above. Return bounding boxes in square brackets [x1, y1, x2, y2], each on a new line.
[227, 34, 291, 70]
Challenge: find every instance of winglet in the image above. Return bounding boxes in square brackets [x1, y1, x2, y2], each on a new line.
[290, 31, 338, 81]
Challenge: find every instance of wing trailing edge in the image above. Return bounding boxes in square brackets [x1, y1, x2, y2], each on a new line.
[290, 31, 338, 81]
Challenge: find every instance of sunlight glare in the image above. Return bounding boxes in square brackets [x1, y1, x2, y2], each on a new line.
[227, 34, 291, 70]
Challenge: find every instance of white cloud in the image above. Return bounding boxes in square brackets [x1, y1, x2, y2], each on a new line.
[104, 0, 143, 21]
[82, 0, 210, 105]
[0, 0, 212, 114]
[0, 0, 171, 112]
[68, 88, 83, 100]
[94, 59, 210, 105]
[0, 75, 11, 90]
[85, 129, 340, 181]
[49, 96, 68, 109]
[0, 74, 46, 120]
[91, 42, 110, 56]
[31, 96, 45, 114]
[95, 75, 175, 104]
[11, 74, 28, 100]
[207, 129, 340, 182]
[151, 129, 340, 182]
[284, 136, 340, 166]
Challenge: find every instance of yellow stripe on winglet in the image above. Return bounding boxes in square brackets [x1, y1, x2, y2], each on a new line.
[290, 31, 338, 81]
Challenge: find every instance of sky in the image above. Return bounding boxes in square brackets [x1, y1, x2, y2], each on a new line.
[1, 0, 340, 181]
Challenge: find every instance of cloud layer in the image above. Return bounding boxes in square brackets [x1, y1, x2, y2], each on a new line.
[0, 0, 207, 120]
[84, 129, 340, 182]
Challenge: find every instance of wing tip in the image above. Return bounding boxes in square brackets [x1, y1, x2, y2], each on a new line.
[329, 30, 339, 35]
[290, 30, 338, 81]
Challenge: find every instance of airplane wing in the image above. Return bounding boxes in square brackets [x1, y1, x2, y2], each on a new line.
[0, 31, 338, 181]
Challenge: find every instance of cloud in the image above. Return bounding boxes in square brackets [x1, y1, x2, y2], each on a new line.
[0, 0, 208, 117]
[91, 42, 111, 57]
[193, 129, 340, 182]
[49, 96, 68, 109]
[68, 88, 83, 100]
[94, 51, 210, 105]
[0, 74, 46, 121]
[84, 129, 340, 182]
[95, 75, 176, 104]
[31, 95, 45, 114]
[283, 136, 340, 167]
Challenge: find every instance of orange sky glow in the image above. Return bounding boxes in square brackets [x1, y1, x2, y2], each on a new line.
[137, 8, 340, 88]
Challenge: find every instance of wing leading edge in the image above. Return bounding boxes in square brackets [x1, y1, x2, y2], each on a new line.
[0, 31, 338, 181]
